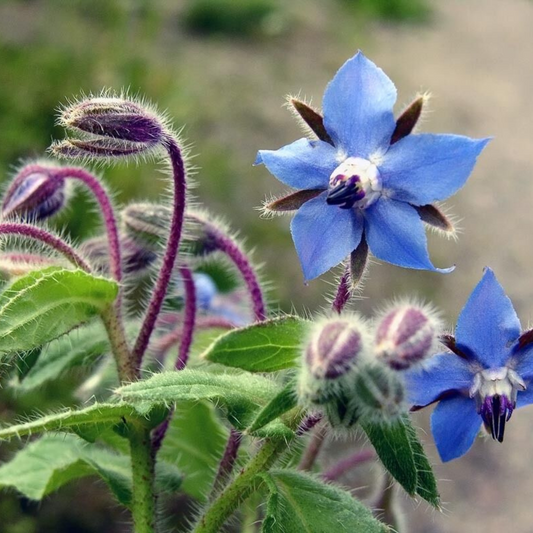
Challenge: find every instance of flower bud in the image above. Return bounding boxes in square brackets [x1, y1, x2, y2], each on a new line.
[0, 252, 60, 280]
[61, 97, 164, 145]
[298, 316, 367, 406]
[121, 203, 171, 250]
[50, 138, 151, 160]
[374, 304, 439, 370]
[323, 390, 360, 429]
[2, 164, 67, 221]
[353, 364, 405, 421]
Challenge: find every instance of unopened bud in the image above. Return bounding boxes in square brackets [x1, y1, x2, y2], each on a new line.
[2, 164, 67, 221]
[324, 390, 360, 429]
[0, 252, 60, 280]
[54, 95, 166, 160]
[61, 98, 164, 145]
[353, 364, 405, 421]
[298, 316, 367, 406]
[375, 304, 439, 370]
[121, 203, 171, 250]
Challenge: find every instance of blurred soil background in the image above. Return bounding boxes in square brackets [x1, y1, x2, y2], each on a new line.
[1, 0, 533, 531]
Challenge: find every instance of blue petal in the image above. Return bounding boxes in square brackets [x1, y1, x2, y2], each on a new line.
[290, 192, 363, 281]
[431, 395, 481, 462]
[455, 268, 521, 368]
[516, 386, 533, 408]
[255, 138, 336, 190]
[322, 52, 396, 158]
[364, 198, 454, 272]
[511, 345, 533, 381]
[405, 353, 475, 408]
[380, 134, 490, 205]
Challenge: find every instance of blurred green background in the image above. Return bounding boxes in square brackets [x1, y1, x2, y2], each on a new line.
[2, 0, 533, 532]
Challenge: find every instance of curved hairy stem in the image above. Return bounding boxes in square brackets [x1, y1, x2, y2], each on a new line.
[132, 136, 187, 368]
[175, 266, 197, 370]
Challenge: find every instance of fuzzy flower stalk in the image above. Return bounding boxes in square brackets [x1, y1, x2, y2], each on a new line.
[256, 51, 489, 285]
[51, 93, 189, 373]
[406, 268, 533, 462]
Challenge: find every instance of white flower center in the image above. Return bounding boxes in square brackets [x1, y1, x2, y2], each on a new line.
[326, 157, 382, 210]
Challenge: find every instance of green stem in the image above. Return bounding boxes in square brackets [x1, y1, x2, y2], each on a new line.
[101, 305, 136, 383]
[130, 424, 157, 533]
[193, 438, 286, 533]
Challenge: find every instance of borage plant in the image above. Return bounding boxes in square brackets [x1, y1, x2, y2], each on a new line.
[0, 52, 493, 532]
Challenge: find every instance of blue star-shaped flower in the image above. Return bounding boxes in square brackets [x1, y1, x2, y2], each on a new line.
[406, 268, 533, 462]
[255, 52, 489, 281]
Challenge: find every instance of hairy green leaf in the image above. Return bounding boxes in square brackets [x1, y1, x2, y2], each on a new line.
[0, 402, 137, 442]
[116, 370, 293, 438]
[159, 401, 228, 501]
[16, 322, 110, 391]
[202, 316, 309, 372]
[247, 381, 297, 435]
[0, 267, 118, 355]
[261, 470, 388, 533]
[361, 414, 439, 505]
[361, 417, 417, 495]
[0, 434, 181, 505]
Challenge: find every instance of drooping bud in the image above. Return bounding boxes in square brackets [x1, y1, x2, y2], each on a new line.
[353, 363, 405, 421]
[0, 252, 61, 280]
[2, 164, 67, 221]
[53, 95, 166, 160]
[121, 203, 171, 250]
[374, 304, 440, 370]
[61, 98, 164, 145]
[298, 316, 368, 406]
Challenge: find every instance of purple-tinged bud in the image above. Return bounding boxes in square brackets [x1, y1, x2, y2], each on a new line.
[374, 304, 440, 370]
[121, 203, 171, 250]
[61, 97, 164, 145]
[298, 316, 368, 406]
[353, 363, 405, 421]
[50, 138, 152, 160]
[2, 164, 67, 221]
[0, 252, 61, 280]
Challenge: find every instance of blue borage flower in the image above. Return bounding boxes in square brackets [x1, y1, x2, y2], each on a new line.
[406, 268, 533, 462]
[256, 52, 489, 281]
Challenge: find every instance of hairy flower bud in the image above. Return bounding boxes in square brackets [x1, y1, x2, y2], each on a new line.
[121, 203, 171, 250]
[54, 94, 167, 160]
[61, 97, 164, 145]
[0, 252, 60, 280]
[298, 316, 368, 406]
[375, 304, 440, 370]
[2, 164, 67, 221]
[353, 364, 405, 421]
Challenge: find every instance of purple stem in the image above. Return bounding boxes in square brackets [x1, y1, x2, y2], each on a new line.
[55, 167, 123, 282]
[209, 429, 243, 500]
[298, 423, 327, 471]
[175, 266, 197, 370]
[322, 449, 375, 482]
[132, 136, 187, 369]
[332, 267, 350, 314]
[205, 223, 266, 322]
[0, 223, 90, 271]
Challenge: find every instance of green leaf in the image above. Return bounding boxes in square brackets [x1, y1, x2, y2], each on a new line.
[361, 417, 417, 496]
[0, 402, 137, 442]
[260, 470, 388, 533]
[16, 322, 110, 391]
[361, 414, 440, 506]
[247, 381, 297, 435]
[0, 434, 131, 504]
[0, 433, 182, 506]
[202, 316, 309, 372]
[0, 267, 118, 355]
[159, 401, 228, 501]
[404, 417, 440, 507]
[116, 369, 294, 438]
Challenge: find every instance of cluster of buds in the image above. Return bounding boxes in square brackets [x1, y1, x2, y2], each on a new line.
[297, 303, 440, 428]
